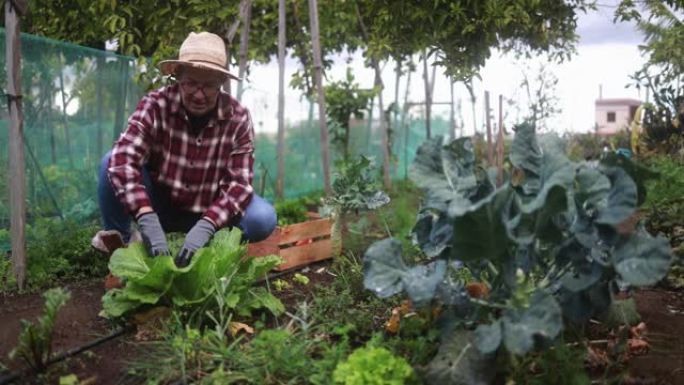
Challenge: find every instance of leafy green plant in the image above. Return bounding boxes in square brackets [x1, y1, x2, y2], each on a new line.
[332, 345, 416, 385]
[275, 198, 309, 226]
[324, 156, 390, 256]
[102, 228, 284, 318]
[10, 287, 71, 371]
[363, 124, 673, 383]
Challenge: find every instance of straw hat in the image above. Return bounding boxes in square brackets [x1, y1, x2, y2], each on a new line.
[159, 32, 239, 80]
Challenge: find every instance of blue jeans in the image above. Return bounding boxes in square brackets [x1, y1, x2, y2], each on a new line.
[97, 151, 276, 242]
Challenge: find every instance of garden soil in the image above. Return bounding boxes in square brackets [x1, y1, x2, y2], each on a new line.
[0, 280, 133, 384]
[630, 288, 684, 385]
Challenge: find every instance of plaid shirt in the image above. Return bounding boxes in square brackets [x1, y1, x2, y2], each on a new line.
[107, 83, 254, 228]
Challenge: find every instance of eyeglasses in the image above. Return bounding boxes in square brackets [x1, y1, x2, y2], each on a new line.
[179, 79, 222, 97]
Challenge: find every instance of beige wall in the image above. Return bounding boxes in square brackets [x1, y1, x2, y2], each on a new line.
[595, 105, 633, 135]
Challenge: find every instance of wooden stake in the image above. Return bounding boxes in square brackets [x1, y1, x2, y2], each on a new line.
[422, 50, 431, 139]
[308, 0, 331, 194]
[276, 0, 286, 199]
[485, 91, 493, 166]
[497, 94, 505, 186]
[6, 0, 27, 289]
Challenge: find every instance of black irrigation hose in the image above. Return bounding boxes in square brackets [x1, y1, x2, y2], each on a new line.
[0, 325, 133, 385]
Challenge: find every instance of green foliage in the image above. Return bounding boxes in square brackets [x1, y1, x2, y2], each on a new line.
[325, 69, 376, 161]
[102, 228, 283, 318]
[274, 198, 309, 226]
[325, 156, 390, 215]
[1, 218, 105, 293]
[9, 288, 71, 371]
[332, 345, 416, 385]
[363, 124, 673, 380]
[507, 341, 590, 385]
[644, 156, 684, 206]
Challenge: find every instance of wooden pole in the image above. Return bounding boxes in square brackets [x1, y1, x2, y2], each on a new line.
[355, 4, 391, 189]
[449, 77, 455, 140]
[236, 0, 252, 101]
[276, 0, 286, 199]
[308, 0, 331, 194]
[422, 50, 431, 139]
[6, 0, 28, 289]
[485, 91, 493, 166]
[496, 94, 505, 186]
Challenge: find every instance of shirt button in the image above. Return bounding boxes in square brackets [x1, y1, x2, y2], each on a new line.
[196, 138, 202, 144]
[185, 184, 189, 189]
[189, 161, 194, 167]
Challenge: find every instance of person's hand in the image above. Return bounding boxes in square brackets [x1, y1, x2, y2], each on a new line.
[136, 212, 170, 256]
[175, 218, 216, 267]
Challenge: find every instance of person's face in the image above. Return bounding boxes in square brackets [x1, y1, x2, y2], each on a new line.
[177, 66, 226, 116]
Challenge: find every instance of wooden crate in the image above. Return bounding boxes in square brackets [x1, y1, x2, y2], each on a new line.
[247, 213, 333, 271]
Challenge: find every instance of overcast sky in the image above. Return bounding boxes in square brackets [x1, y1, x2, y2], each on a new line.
[241, 0, 648, 136]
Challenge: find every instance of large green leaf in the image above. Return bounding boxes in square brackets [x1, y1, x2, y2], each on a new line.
[613, 232, 672, 286]
[101, 289, 144, 318]
[575, 166, 611, 207]
[363, 238, 408, 298]
[109, 242, 150, 280]
[451, 187, 512, 263]
[502, 290, 562, 355]
[424, 329, 495, 385]
[474, 320, 502, 354]
[169, 248, 217, 306]
[600, 153, 658, 205]
[402, 261, 446, 306]
[510, 122, 542, 195]
[595, 167, 637, 225]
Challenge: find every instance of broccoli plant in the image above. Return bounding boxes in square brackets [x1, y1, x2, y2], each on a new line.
[363, 124, 672, 384]
[323, 156, 390, 256]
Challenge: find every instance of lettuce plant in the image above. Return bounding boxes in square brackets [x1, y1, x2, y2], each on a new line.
[363, 124, 672, 383]
[332, 345, 416, 385]
[102, 228, 283, 318]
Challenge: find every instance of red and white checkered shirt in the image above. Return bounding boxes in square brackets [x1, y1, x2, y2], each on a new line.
[107, 83, 254, 228]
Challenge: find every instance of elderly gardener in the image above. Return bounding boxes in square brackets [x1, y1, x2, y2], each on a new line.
[96, 31, 276, 268]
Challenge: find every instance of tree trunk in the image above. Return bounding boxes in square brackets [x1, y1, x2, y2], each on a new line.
[112, 59, 129, 143]
[6, 0, 27, 289]
[308, 0, 331, 194]
[485, 91, 493, 166]
[496, 94, 505, 186]
[374, 64, 391, 189]
[223, 0, 250, 94]
[58, 64, 73, 167]
[236, 0, 252, 101]
[449, 77, 455, 140]
[393, 60, 401, 133]
[401, 66, 412, 179]
[466, 80, 477, 135]
[422, 50, 431, 139]
[96, 55, 104, 157]
[44, 78, 56, 164]
[365, 96, 374, 153]
[276, 0, 286, 199]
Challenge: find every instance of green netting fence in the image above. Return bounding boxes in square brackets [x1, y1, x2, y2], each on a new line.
[0, 29, 450, 235]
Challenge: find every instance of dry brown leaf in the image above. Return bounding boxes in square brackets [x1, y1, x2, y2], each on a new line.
[385, 308, 401, 334]
[586, 346, 610, 370]
[628, 338, 649, 356]
[630, 322, 647, 339]
[229, 322, 255, 337]
[466, 282, 490, 299]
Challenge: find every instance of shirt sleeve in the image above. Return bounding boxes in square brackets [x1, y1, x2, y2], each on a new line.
[203, 110, 255, 228]
[106, 95, 158, 216]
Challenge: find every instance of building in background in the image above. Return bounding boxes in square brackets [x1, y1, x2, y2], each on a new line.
[595, 98, 641, 135]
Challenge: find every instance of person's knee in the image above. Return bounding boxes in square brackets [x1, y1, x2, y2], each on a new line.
[244, 197, 277, 242]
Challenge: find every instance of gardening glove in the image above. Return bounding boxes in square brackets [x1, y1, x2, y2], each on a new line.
[136, 212, 171, 257]
[175, 218, 216, 267]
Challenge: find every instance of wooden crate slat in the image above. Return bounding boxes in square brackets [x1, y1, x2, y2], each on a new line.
[274, 238, 332, 271]
[277, 217, 332, 245]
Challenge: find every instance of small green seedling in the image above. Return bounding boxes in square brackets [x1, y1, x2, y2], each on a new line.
[293, 273, 310, 285]
[272, 279, 291, 291]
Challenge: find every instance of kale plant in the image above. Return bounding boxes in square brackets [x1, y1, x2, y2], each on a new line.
[363, 124, 672, 384]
